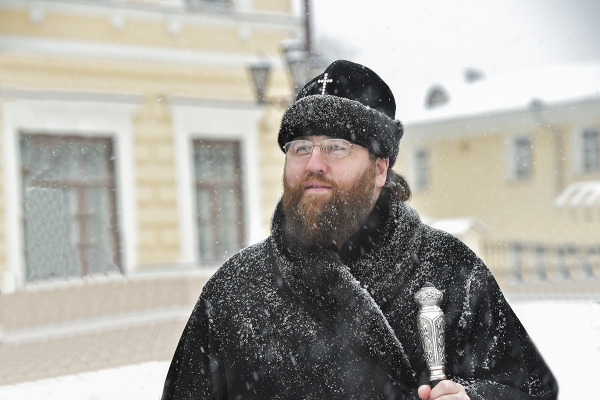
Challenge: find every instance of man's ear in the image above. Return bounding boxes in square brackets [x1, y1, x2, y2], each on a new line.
[375, 158, 389, 188]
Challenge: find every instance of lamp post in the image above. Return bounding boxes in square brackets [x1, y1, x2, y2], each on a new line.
[303, 0, 312, 54]
[247, 0, 327, 102]
[282, 42, 309, 96]
[247, 48, 328, 103]
[281, 42, 328, 97]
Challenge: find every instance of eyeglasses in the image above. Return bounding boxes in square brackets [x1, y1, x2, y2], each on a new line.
[283, 139, 356, 158]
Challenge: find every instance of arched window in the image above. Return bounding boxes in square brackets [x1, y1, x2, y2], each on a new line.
[425, 86, 449, 108]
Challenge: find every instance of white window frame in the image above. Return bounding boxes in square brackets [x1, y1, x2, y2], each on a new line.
[2, 99, 138, 292]
[171, 102, 264, 267]
[409, 147, 429, 191]
[506, 134, 533, 181]
[572, 126, 600, 175]
[192, 139, 245, 265]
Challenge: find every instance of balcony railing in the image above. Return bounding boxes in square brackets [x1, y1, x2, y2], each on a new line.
[482, 241, 600, 300]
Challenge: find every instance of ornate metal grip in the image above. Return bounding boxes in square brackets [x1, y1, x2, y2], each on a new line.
[414, 282, 447, 383]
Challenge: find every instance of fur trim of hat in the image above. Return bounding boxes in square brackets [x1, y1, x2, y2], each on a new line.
[278, 60, 404, 168]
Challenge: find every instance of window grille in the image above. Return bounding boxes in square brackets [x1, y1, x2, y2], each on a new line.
[193, 140, 244, 265]
[20, 134, 121, 280]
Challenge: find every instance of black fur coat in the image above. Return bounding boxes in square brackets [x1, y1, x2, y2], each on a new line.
[162, 189, 558, 399]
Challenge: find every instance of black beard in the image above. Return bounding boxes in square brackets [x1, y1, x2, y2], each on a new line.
[282, 165, 377, 248]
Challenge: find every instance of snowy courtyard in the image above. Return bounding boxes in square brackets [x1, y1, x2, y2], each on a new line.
[0, 300, 597, 400]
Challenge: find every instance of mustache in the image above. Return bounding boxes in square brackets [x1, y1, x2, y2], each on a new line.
[299, 173, 337, 190]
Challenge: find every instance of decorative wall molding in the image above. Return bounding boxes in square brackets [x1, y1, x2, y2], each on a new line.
[171, 102, 265, 264]
[0, 0, 301, 29]
[0, 35, 285, 70]
[2, 99, 139, 291]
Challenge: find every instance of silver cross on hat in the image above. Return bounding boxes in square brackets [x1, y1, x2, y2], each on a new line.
[318, 73, 333, 95]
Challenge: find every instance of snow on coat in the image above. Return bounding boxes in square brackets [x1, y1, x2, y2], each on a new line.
[162, 188, 558, 400]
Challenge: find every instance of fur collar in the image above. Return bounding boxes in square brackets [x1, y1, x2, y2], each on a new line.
[270, 188, 424, 388]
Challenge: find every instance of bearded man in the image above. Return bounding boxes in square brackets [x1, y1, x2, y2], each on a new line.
[162, 60, 558, 400]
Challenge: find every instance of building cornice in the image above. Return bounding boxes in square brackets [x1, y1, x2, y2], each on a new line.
[0, 35, 285, 69]
[0, 85, 145, 104]
[0, 0, 302, 30]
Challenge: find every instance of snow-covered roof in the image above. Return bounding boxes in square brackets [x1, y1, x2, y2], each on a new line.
[424, 217, 490, 237]
[555, 181, 600, 208]
[405, 61, 600, 125]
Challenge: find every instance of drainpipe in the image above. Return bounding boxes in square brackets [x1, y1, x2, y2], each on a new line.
[304, 0, 312, 54]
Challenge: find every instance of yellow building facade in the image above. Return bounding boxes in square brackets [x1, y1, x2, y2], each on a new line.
[0, 0, 295, 384]
[399, 66, 600, 296]
[0, 0, 295, 290]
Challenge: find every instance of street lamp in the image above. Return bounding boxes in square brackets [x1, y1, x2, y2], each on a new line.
[282, 42, 309, 96]
[247, 0, 327, 103]
[247, 48, 328, 103]
[248, 59, 271, 104]
[281, 42, 328, 97]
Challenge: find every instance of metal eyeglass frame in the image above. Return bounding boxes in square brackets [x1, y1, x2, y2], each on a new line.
[283, 138, 357, 158]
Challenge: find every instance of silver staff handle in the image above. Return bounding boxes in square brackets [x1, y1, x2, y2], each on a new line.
[414, 282, 447, 384]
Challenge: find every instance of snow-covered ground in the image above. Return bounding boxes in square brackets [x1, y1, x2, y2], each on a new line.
[511, 301, 600, 400]
[0, 362, 170, 400]
[0, 301, 598, 400]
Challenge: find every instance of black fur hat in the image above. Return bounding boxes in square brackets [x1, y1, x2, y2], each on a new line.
[278, 60, 403, 167]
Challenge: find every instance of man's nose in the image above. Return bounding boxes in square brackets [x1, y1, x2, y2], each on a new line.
[305, 145, 328, 175]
